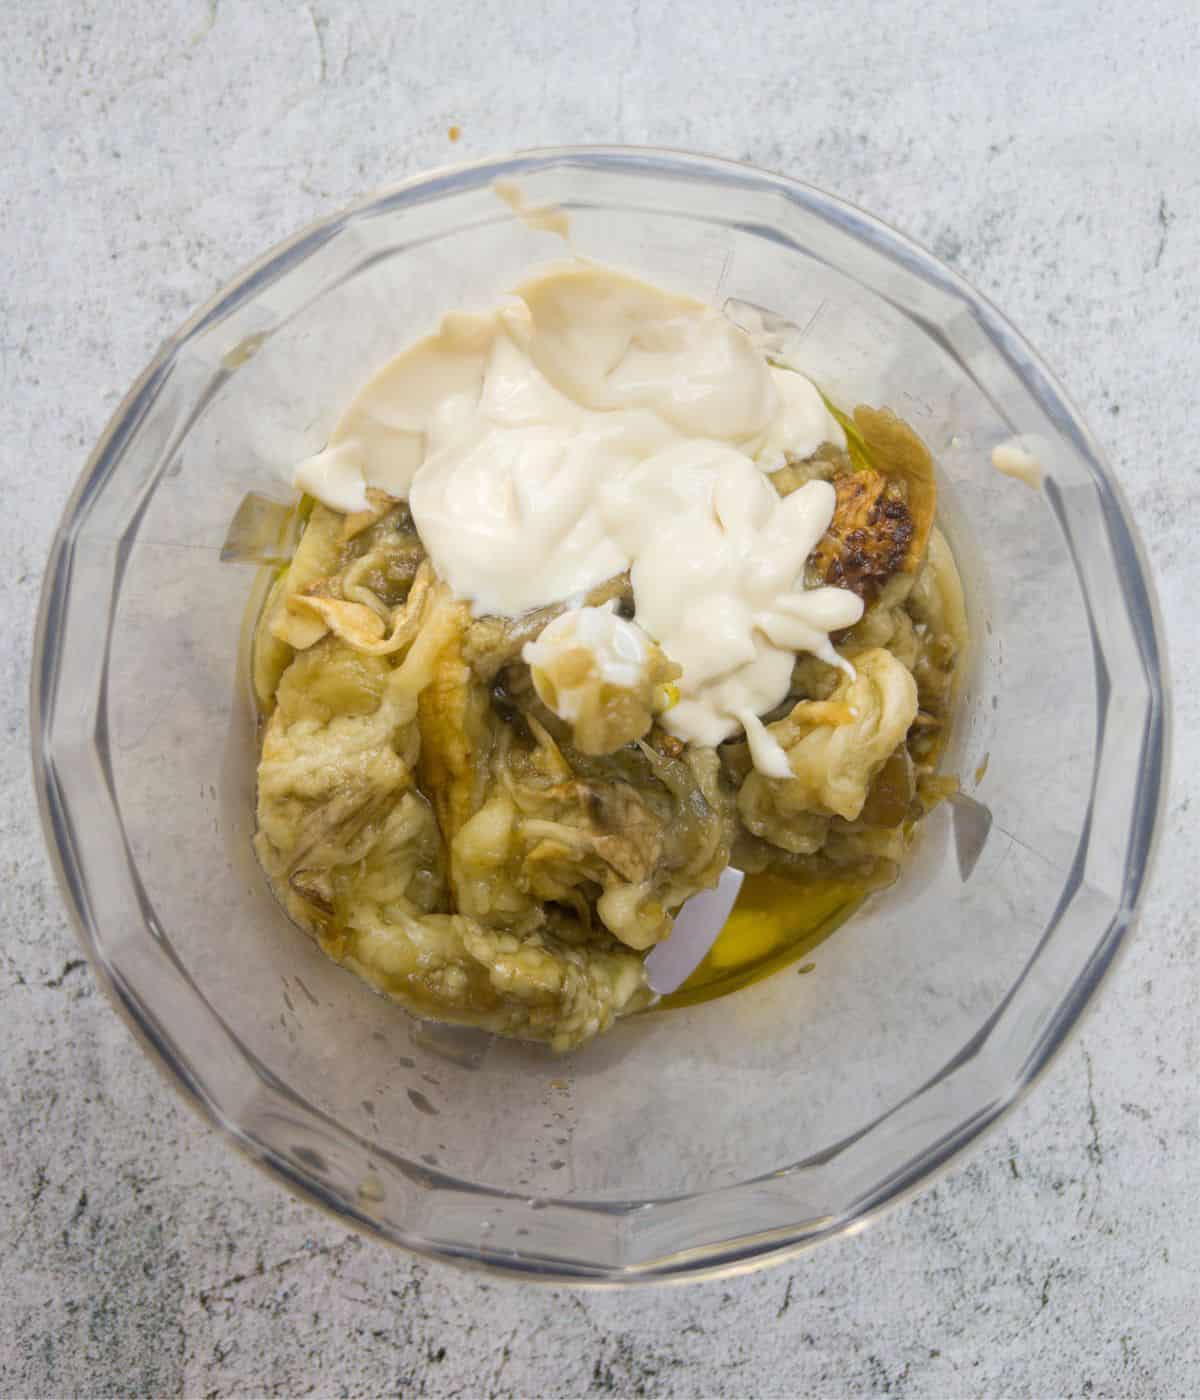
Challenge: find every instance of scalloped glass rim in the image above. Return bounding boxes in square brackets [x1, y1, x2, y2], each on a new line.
[31, 146, 1168, 1283]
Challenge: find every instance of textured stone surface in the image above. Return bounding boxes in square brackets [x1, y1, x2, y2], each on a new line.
[2, 0, 1196, 1394]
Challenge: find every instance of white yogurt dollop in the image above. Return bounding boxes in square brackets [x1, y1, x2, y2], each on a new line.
[991, 437, 1044, 489]
[294, 441, 371, 514]
[295, 262, 860, 770]
[522, 604, 655, 722]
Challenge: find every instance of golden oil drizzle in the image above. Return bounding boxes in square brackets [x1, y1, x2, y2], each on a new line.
[659, 870, 868, 1009]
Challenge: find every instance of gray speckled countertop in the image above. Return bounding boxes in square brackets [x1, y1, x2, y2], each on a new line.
[2, 1, 1196, 1394]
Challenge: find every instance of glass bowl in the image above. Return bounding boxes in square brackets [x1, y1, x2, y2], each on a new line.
[32, 147, 1167, 1283]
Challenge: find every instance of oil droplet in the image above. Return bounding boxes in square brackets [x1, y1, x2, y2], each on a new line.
[220, 331, 268, 370]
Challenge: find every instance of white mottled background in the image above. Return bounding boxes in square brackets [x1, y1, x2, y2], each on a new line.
[2, 1, 1197, 1395]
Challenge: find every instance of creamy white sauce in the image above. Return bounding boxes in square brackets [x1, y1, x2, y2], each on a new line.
[294, 441, 371, 513]
[522, 603, 653, 721]
[757, 368, 846, 470]
[991, 437, 1044, 489]
[598, 444, 862, 747]
[738, 709, 794, 780]
[295, 262, 859, 769]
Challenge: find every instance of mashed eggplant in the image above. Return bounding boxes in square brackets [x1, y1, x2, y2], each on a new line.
[253, 406, 965, 1049]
